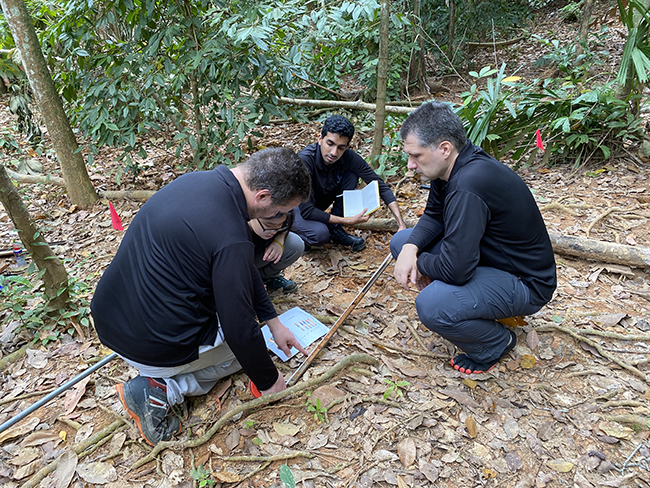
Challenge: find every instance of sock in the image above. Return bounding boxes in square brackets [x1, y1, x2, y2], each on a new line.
[450, 329, 518, 374]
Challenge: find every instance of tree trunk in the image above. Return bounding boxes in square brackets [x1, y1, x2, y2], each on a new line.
[407, 0, 426, 94]
[0, 164, 69, 308]
[0, 0, 98, 208]
[352, 218, 650, 268]
[575, 0, 595, 57]
[370, 0, 390, 167]
[448, 0, 456, 53]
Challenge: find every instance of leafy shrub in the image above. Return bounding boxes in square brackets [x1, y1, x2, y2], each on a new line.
[457, 60, 646, 168]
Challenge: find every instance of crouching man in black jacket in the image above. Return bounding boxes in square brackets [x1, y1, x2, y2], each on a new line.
[391, 102, 556, 375]
[91, 148, 310, 445]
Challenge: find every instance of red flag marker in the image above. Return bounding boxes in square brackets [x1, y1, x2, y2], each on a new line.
[108, 201, 124, 231]
[535, 129, 545, 152]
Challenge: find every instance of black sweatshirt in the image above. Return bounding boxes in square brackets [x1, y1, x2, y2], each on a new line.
[297, 143, 396, 223]
[407, 143, 556, 306]
[91, 166, 281, 390]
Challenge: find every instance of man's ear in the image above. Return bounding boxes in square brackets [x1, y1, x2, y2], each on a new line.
[253, 189, 272, 206]
[439, 141, 453, 158]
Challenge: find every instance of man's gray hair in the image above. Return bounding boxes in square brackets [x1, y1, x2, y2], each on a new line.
[400, 102, 467, 151]
[240, 147, 311, 205]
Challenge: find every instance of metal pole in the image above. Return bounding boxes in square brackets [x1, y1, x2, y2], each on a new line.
[287, 253, 393, 387]
[0, 351, 117, 435]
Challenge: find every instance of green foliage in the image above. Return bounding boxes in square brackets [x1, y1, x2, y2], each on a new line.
[616, 0, 650, 106]
[370, 115, 408, 179]
[421, 0, 533, 64]
[305, 391, 328, 423]
[558, 1, 583, 23]
[16, 0, 415, 177]
[190, 465, 215, 487]
[383, 378, 409, 400]
[457, 41, 645, 168]
[279, 464, 295, 488]
[0, 257, 93, 347]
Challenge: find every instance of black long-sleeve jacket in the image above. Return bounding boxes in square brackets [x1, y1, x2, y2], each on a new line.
[298, 143, 396, 223]
[91, 166, 280, 390]
[407, 143, 556, 306]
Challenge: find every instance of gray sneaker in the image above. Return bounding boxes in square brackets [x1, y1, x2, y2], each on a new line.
[117, 376, 181, 445]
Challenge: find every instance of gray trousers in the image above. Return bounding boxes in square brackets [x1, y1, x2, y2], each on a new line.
[121, 330, 242, 405]
[390, 229, 542, 363]
[123, 234, 303, 404]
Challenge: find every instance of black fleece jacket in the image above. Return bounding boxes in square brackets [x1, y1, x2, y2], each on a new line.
[91, 166, 280, 390]
[407, 143, 556, 306]
[298, 143, 396, 223]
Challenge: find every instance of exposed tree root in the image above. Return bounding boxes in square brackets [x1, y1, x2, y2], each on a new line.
[22, 420, 123, 488]
[587, 206, 639, 237]
[131, 353, 378, 470]
[535, 323, 648, 382]
[0, 344, 29, 371]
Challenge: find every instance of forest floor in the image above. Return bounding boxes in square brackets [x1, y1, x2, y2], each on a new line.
[1, 1, 650, 487]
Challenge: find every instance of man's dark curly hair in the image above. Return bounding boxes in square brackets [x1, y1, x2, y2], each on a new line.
[240, 147, 311, 205]
[321, 115, 355, 142]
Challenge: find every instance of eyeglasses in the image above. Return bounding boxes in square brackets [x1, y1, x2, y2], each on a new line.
[257, 219, 289, 234]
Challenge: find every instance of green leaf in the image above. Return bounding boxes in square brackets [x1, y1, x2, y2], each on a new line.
[279, 465, 295, 488]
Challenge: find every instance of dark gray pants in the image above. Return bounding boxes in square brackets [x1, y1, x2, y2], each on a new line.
[390, 229, 542, 363]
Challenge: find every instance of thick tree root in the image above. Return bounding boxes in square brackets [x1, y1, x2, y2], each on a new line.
[535, 323, 648, 382]
[131, 353, 378, 470]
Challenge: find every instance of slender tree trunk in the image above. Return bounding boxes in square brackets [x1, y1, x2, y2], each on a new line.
[0, 0, 98, 208]
[448, 0, 456, 53]
[370, 0, 390, 167]
[575, 0, 595, 57]
[407, 0, 426, 94]
[0, 164, 69, 308]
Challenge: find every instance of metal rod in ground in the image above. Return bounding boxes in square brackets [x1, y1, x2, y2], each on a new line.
[0, 351, 118, 435]
[287, 253, 393, 387]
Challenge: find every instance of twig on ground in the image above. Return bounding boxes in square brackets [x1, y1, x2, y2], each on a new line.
[535, 323, 648, 381]
[621, 442, 647, 476]
[402, 318, 429, 352]
[233, 461, 271, 487]
[340, 326, 447, 359]
[131, 353, 378, 470]
[346, 460, 379, 488]
[0, 386, 57, 406]
[221, 451, 314, 462]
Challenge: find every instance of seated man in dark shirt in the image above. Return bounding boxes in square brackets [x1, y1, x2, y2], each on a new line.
[294, 115, 406, 252]
[91, 148, 311, 445]
[249, 210, 303, 294]
[391, 102, 557, 375]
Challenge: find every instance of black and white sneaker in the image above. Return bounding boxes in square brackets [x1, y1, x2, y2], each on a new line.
[117, 376, 181, 445]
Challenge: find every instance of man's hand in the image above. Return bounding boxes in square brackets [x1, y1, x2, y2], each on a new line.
[260, 372, 286, 395]
[394, 243, 420, 290]
[263, 241, 283, 263]
[347, 209, 370, 225]
[266, 317, 308, 357]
